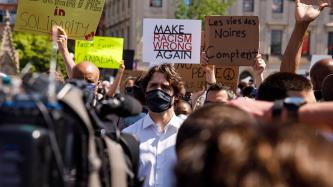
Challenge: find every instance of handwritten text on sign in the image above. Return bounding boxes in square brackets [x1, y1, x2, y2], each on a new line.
[174, 64, 239, 92]
[75, 37, 124, 69]
[205, 16, 259, 66]
[143, 19, 201, 65]
[15, 0, 105, 40]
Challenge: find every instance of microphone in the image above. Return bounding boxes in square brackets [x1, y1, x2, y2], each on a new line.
[97, 95, 143, 118]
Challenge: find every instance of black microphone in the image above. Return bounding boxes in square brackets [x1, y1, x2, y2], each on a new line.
[97, 95, 142, 118]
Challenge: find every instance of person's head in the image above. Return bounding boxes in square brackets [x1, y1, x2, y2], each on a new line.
[124, 76, 136, 95]
[176, 104, 256, 154]
[310, 59, 333, 91]
[132, 74, 146, 106]
[205, 83, 236, 104]
[174, 99, 192, 117]
[141, 64, 185, 113]
[257, 72, 315, 103]
[322, 74, 333, 101]
[176, 124, 333, 187]
[72, 61, 100, 85]
[242, 85, 256, 98]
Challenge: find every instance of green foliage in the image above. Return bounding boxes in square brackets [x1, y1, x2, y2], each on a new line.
[175, 0, 234, 23]
[13, 32, 66, 75]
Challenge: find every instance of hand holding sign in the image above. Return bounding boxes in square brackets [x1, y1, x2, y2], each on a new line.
[296, 0, 329, 23]
[57, 26, 68, 54]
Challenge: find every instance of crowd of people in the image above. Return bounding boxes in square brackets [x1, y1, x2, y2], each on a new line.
[1, 0, 333, 187]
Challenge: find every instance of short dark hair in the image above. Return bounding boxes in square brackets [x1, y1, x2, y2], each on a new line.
[206, 83, 236, 100]
[257, 72, 312, 101]
[133, 74, 146, 105]
[176, 104, 256, 154]
[176, 124, 333, 187]
[141, 64, 185, 98]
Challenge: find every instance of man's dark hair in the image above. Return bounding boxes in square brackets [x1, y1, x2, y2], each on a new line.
[176, 124, 333, 187]
[257, 72, 312, 101]
[141, 64, 185, 97]
[133, 74, 146, 106]
[206, 83, 236, 100]
[176, 104, 256, 154]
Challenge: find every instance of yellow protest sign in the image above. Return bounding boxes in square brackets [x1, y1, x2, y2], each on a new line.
[75, 37, 124, 69]
[15, 0, 105, 40]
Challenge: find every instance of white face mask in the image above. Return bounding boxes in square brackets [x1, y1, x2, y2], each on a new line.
[178, 114, 188, 120]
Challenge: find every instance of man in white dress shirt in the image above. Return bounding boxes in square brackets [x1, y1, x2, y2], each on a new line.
[123, 64, 185, 187]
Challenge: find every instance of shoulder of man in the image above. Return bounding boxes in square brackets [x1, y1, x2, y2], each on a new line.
[122, 114, 147, 134]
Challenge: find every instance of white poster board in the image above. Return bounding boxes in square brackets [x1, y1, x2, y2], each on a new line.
[143, 19, 202, 65]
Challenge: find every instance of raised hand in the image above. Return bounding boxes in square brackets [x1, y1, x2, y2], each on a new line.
[56, 26, 68, 54]
[295, 0, 329, 23]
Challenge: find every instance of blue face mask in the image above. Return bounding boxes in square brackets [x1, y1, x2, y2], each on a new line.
[146, 89, 173, 113]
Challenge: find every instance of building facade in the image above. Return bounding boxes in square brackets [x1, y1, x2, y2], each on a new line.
[104, 0, 177, 68]
[0, 0, 17, 29]
[227, 0, 333, 75]
[103, 0, 333, 76]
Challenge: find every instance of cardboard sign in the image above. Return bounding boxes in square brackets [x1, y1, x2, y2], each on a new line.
[174, 64, 239, 92]
[120, 70, 146, 95]
[75, 37, 124, 69]
[15, 0, 105, 40]
[143, 18, 202, 65]
[204, 16, 259, 66]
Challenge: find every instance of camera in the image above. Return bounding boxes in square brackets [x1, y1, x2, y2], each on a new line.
[0, 74, 143, 187]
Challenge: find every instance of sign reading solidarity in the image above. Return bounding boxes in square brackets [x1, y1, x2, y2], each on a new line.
[15, 0, 105, 40]
[174, 64, 239, 92]
[204, 16, 259, 66]
[75, 37, 124, 69]
[143, 18, 202, 65]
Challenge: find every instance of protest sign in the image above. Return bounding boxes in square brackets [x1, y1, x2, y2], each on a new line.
[15, 0, 105, 40]
[143, 18, 202, 65]
[174, 64, 239, 92]
[120, 70, 146, 95]
[75, 37, 124, 69]
[204, 16, 259, 66]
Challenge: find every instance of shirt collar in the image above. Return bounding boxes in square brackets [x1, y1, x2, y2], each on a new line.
[142, 113, 183, 129]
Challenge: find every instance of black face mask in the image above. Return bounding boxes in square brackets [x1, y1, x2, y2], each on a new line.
[146, 89, 173, 113]
[125, 87, 133, 95]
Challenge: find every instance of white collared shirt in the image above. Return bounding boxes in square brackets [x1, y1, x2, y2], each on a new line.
[123, 113, 184, 187]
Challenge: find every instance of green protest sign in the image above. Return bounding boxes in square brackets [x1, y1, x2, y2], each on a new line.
[75, 37, 124, 69]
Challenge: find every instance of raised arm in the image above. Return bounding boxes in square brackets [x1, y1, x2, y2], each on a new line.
[201, 51, 216, 85]
[57, 26, 76, 78]
[229, 99, 333, 131]
[280, 0, 328, 73]
[107, 62, 125, 97]
[253, 54, 266, 88]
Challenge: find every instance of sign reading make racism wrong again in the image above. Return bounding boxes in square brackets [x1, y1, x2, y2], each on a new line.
[205, 16, 259, 66]
[15, 0, 105, 40]
[143, 19, 202, 65]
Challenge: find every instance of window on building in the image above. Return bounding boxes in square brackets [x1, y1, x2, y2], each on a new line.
[243, 0, 254, 12]
[271, 30, 283, 55]
[302, 31, 310, 55]
[272, 0, 283, 13]
[0, 0, 17, 3]
[9, 10, 16, 24]
[150, 0, 162, 7]
[328, 32, 333, 55]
